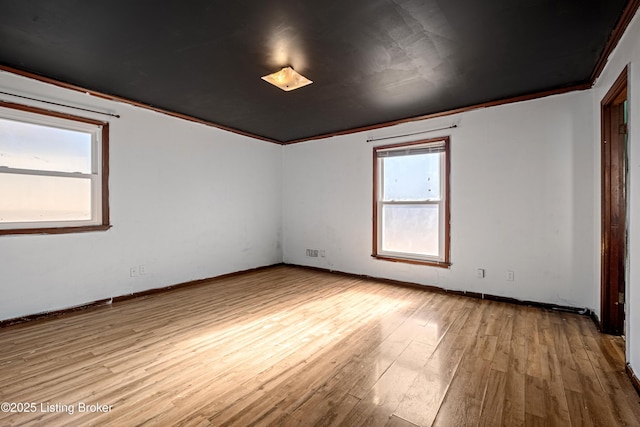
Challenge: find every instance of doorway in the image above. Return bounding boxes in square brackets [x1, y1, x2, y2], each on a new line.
[601, 66, 628, 335]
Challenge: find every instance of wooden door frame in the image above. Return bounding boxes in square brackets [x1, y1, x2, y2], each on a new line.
[600, 66, 628, 335]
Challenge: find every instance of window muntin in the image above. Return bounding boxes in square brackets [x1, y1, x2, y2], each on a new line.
[0, 102, 109, 234]
[373, 137, 450, 266]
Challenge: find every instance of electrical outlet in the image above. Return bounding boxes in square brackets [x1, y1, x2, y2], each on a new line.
[130, 266, 139, 277]
[139, 265, 146, 275]
[507, 270, 515, 281]
[320, 250, 326, 258]
[477, 268, 485, 278]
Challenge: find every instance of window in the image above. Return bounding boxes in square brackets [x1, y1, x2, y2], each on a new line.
[373, 137, 450, 267]
[0, 102, 110, 235]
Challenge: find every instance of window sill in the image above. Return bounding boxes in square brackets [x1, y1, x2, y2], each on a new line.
[0, 224, 112, 236]
[372, 254, 451, 269]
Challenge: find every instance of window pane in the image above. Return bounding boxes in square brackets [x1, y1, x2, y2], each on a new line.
[382, 204, 439, 257]
[0, 173, 92, 223]
[382, 153, 440, 201]
[0, 118, 92, 173]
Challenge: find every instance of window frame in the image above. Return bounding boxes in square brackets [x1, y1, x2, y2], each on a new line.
[372, 136, 451, 268]
[0, 101, 110, 235]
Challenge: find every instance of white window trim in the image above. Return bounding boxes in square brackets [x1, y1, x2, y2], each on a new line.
[0, 103, 109, 233]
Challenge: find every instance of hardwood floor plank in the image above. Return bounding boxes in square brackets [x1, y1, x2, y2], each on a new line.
[579, 323, 640, 425]
[339, 339, 434, 427]
[501, 308, 527, 427]
[432, 320, 498, 427]
[478, 368, 506, 427]
[385, 414, 421, 427]
[491, 306, 515, 373]
[565, 389, 595, 427]
[0, 266, 638, 426]
[563, 317, 620, 426]
[393, 329, 470, 426]
[543, 342, 571, 425]
[524, 374, 547, 419]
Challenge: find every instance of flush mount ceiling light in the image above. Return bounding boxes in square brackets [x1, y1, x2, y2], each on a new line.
[261, 66, 312, 91]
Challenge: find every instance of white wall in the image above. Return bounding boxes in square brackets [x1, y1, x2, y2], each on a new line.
[0, 71, 283, 321]
[592, 9, 640, 369]
[283, 90, 595, 309]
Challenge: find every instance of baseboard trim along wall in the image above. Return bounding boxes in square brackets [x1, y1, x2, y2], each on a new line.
[0, 263, 283, 328]
[0, 262, 595, 328]
[627, 364, 640, 397]
[111, 262, 282, 303]
[286, 263, 592, 316]
[0, 298, 113, 328]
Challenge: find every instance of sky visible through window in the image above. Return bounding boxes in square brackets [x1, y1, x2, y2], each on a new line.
[381, 152, 441, 257]
[0, 118, 93, 222]
[383, 153, 440, 201]
[0, 118, 91, 172]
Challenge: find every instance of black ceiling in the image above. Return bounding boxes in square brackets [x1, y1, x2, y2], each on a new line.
[0, 1, 630, 143]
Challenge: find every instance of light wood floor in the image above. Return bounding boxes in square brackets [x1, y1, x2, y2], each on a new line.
[1, 266, 639, 426]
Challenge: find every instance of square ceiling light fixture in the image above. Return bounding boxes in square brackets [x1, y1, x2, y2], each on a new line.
[261, 67, 313, 91]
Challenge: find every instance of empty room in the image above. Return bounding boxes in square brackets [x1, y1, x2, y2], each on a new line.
[1, 1, 640, 426]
